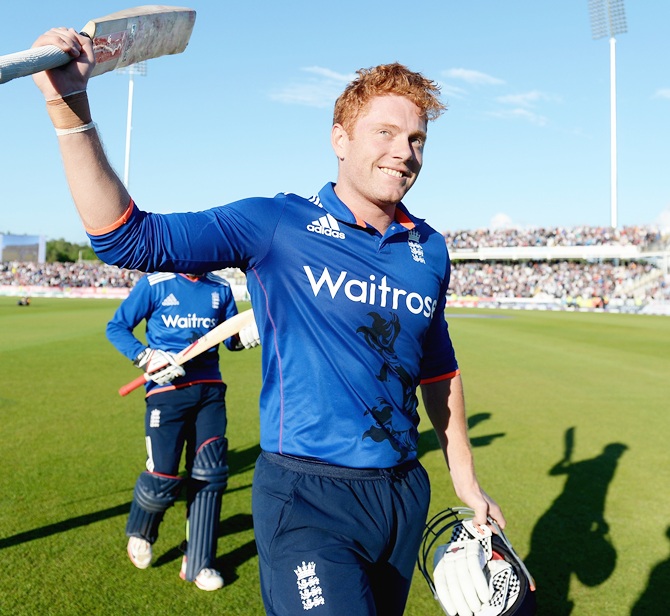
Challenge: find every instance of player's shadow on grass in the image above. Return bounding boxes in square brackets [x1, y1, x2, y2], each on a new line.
[217, 513, 257, 584]
[417, 412, 505, 459]
[216, 446, 261, 583]
[0, 503, 130, 549]
[523, 427, 628, 616]
[228, 442, 262, 476]
[1, 444, 263, 587]
[631, 526, 670, 614]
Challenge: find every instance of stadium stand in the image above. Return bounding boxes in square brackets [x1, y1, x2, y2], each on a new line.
[0, 261, 140, 288]
[443, 224, 661, 249]
[445, 225, 669, 315]
[1, 225, 668, 313]
[0, 262, 248, 301]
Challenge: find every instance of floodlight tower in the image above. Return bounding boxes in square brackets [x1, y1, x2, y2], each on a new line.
[589, 0, 627, 229]
[116, 61, 147, 189]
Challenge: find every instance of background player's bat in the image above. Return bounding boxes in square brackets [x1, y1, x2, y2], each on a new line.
[118, 308, 255, 397]
[0, 5, 195, 85]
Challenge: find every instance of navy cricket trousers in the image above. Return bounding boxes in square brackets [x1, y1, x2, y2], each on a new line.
[143, 382, 227, 475]
[252, 451, 431, 616]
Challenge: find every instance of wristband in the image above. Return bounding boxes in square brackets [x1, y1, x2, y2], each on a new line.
[46, 90, 92, 130]
[54, 122, 97, 137]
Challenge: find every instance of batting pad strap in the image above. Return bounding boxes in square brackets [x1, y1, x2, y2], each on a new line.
[46, 91, 92, 130]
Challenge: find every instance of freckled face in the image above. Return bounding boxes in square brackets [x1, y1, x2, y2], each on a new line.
[332, 95, 427, 211]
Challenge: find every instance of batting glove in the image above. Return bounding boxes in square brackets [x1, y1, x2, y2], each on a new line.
[433, 519, 523, 616]
[238, 320, 260, 349]
[133, 348, 185, 385]
[433, 537, 490, 616]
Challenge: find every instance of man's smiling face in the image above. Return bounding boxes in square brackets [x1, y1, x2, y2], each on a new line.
[332, 94, 427, 213]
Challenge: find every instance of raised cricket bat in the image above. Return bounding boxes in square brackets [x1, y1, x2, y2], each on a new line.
[118, 308, 256, 397]
[0, 5, 196, 85]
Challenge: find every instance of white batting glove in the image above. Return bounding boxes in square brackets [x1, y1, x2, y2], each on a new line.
[133, 348, 185, 385]
[426, 514, 530, 616]
[238, 320, 260, 349]
[433, 538, 490, 616]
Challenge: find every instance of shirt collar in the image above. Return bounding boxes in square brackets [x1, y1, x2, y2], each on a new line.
[316, 182, 424, 231]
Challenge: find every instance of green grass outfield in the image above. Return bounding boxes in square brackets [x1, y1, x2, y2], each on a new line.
[1, 296, 669, 615]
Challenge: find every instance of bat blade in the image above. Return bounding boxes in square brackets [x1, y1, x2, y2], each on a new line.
[118, 308, 255, 397]
[85, 5, 196, 77]
[0, 5, 196, 85]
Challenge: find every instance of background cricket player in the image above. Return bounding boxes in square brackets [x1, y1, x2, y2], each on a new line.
[107, 271, 259, 591]
[31, 27, 505, 615]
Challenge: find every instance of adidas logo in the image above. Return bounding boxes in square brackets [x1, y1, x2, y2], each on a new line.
[162, 293, 180, 306]
[306, 213, 345, 240]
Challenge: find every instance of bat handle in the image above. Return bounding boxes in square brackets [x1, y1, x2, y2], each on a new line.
[118, 374, 148, 397]
[0, 45, 70, 85]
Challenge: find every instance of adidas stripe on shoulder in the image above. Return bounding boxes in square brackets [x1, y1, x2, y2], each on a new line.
[147, 272, 177, 286]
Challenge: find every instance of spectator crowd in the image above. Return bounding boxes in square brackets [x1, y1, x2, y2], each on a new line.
[449, 260, 668, 305]
[444, 224, 662, 250]
[0, 260, 141, 288]
[2, 225, 668, 308]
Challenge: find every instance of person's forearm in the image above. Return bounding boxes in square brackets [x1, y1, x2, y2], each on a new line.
[57, 128, 130, 231]
[422, 377, 479, 495]
[422, 376, 506, 528]
[31, 29, 129, 231]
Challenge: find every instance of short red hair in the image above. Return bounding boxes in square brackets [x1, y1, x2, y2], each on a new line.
[333, 63, 446, 133]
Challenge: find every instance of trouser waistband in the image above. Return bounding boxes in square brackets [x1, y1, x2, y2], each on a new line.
[261, 451, 420, 480]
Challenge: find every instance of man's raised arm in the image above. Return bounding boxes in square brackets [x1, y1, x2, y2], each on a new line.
[31, 28, 129, 232]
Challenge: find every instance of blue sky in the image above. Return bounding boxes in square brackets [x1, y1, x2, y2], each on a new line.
[1, 0, 669, 243]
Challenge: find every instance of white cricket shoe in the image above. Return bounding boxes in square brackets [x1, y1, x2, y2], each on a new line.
[180, 556, 224, 591]
[127, 536, 152, 569]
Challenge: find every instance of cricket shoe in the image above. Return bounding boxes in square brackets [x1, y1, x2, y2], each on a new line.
[127, 536, 152, 569]
[180, 556, 224, 591]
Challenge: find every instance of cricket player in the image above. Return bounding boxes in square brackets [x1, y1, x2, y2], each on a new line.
[107, 271, 259, 591]
[32, 28, 505, 615]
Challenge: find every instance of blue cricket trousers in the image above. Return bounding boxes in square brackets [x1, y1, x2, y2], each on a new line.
[252, 451, 431, 616]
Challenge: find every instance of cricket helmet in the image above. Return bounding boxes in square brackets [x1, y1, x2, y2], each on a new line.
[418, 507, 537, 616]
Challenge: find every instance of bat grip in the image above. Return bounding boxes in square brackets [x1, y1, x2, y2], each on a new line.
[0, 45, 70, 85]
[118, 374, 148, 397]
